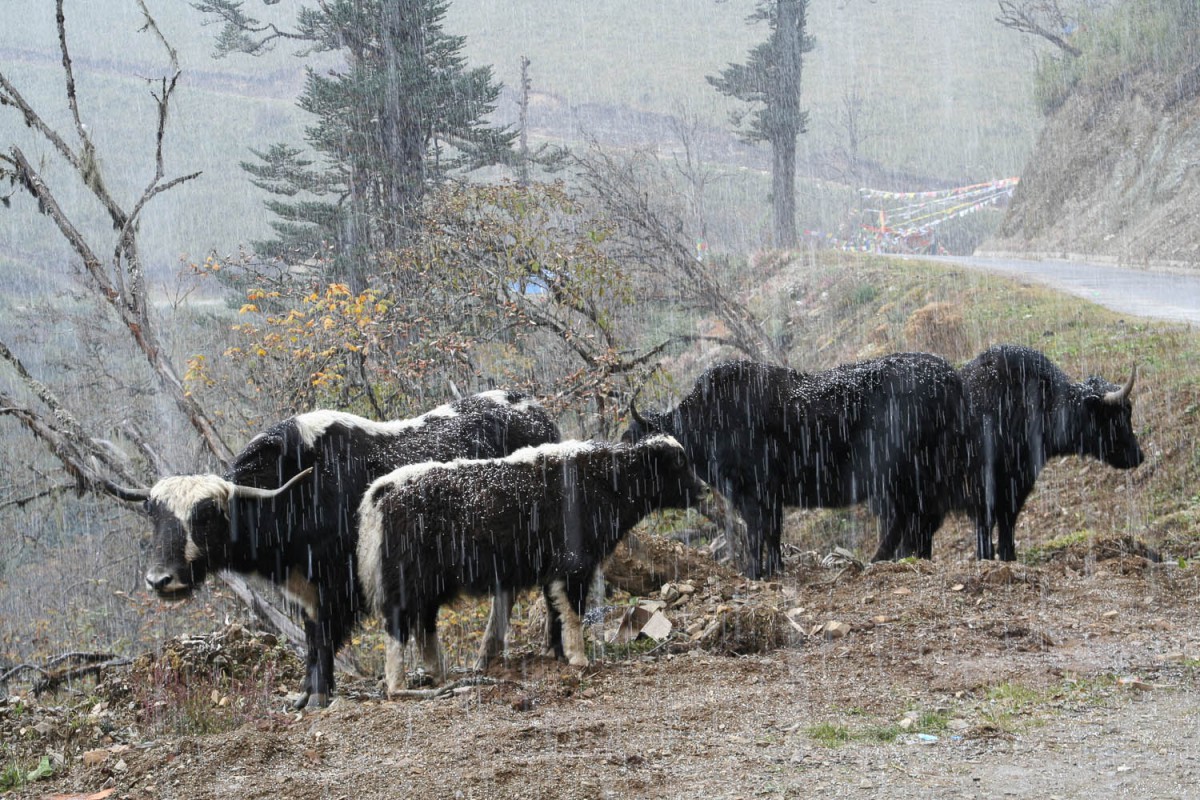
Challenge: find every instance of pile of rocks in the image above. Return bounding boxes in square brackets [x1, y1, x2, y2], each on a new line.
[593, 574, 801, 656]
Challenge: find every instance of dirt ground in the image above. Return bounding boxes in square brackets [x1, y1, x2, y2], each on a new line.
[7, 527, 1200, 800]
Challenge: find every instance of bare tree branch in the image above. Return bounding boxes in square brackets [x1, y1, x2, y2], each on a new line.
[0, 2, 300, 654]
[575, 145, 785, 365]
[0, 389, 147, 500]
[135, 0, 179, 72]
[996, 0, 1082, 57]
[7, 148, 230, 464]
[0, 484, 74, 512]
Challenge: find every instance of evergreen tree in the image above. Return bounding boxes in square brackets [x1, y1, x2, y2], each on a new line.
[707, 0, 814, 249]
[196, 0, 516, 288]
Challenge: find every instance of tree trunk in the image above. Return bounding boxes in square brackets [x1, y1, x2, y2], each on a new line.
[771, 137, 797, 249]
[769, 0, 804, 250]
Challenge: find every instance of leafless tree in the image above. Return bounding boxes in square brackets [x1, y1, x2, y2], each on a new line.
[574, 145, 786, 367]
[667, 108, 722, 243]
[831, 84, 876, 188]
[0, 0, 306, 651]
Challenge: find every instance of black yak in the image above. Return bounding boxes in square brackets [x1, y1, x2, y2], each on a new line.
[961, 344, 1143, 560]
[624, 356, 969, 575]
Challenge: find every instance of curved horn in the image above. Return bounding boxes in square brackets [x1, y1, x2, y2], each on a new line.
[229, 467, 315, 501]
[629, 397, 650, 427]
[107, 482, 150, 503]
[1103, 364, 1137, 405]
[112, 484, 151, 503]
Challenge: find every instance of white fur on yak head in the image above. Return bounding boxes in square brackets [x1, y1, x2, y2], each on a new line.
[143, 468, 312, 598]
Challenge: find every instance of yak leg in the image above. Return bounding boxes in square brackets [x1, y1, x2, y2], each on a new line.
[975, 515, 995, 560]
[870, 500, 904, 562]
[295, 613, 338, 709]
[915, 513, 943, 559]
[732, 493, 781, 579]
[384, 635, 406, 697]
[541, 570, 601, 658]
[546, 578, 589, 667]
[414, 604, 445, 683]
[896, 509, 945, 560]
[474, 589, 514, 671]
[995, 481, 1034, 561]
[995, 506, 1022, 562]
[542, 584, 564, 659]
[382, 609, 411, 697]
[974, 471, 998, 559]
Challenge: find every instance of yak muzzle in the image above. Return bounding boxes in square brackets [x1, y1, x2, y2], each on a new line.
[145, 567, 197, 598]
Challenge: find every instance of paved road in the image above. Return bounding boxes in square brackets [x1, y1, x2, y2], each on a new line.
[896, 254, 1200, 325]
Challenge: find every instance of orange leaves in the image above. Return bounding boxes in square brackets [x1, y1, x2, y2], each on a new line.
[220, 280, 389, 396]
[183, 354, 216, 389]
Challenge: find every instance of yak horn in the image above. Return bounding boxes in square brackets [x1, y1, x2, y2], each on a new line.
[229, 467, 315, 501]
[108, 482, 150, 503]
[629, 397, 650, 427]
[1103, 364, 1137, 405]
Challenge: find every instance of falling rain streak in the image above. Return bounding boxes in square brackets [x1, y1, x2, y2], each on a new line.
[1, 1, 1199, 797]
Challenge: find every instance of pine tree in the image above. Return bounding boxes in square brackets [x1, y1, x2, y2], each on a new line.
[707, 0, 814, 249]
[197, 0, 516, 288]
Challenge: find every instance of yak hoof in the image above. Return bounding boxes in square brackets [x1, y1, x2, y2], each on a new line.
[288, 690, 329, 710]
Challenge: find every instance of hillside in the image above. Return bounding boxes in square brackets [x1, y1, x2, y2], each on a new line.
[989, 68, 1200, 267]
[986, 4, 1200, 268]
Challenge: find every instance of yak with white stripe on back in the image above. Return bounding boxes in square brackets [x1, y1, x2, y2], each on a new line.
[140, 390, 559, 708]
[357, 435, 703, 693]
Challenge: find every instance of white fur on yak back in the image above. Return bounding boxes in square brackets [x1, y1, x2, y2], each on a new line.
[355, 438, 599, 616]
[287, 389, 535, 450]
[379, 439, 598, 490]
[355, 434, 683, 616]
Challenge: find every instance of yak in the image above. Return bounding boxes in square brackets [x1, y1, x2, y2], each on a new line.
[357, 435, 703, 692]
[960, 344, 1143, 561]
[139, 390, 559, 707]
[624, 356, 970, 576]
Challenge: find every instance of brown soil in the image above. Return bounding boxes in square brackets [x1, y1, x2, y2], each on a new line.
[7, 537, 1200, 800]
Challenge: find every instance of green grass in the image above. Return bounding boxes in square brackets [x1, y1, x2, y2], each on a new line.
[978, 676, 1119, 733]
[0, 755, 54, 793]
[806, 722, 853, 747]
[805, 710, 946, 748]
[1021, 530, 1094, 565]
